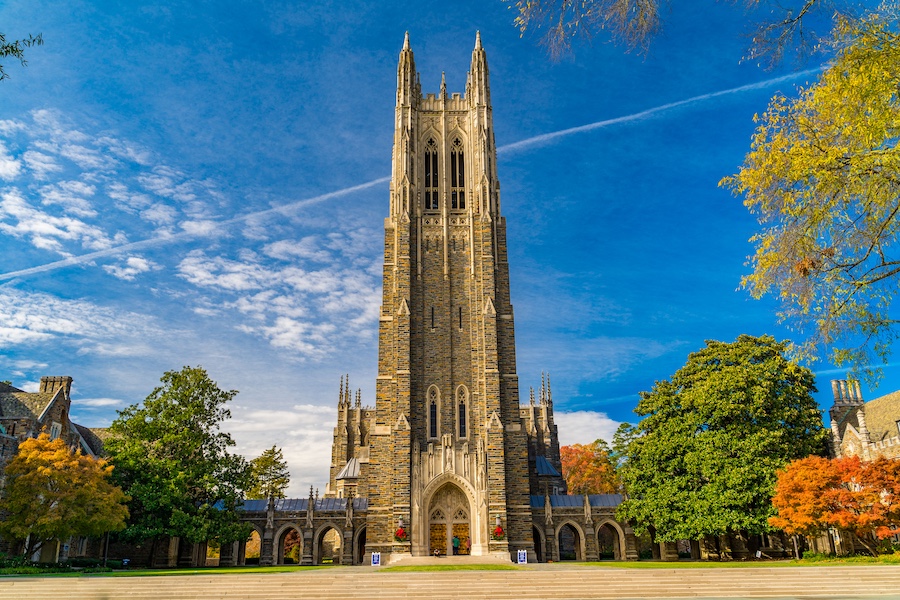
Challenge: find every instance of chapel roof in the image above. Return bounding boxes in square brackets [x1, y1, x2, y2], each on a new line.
[861, 389, 900, 442]
[0, 389, 55, 421]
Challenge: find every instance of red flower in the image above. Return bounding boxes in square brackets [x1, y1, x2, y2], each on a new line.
[394, 527, 408, 541]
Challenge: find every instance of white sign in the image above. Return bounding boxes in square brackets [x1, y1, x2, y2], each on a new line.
[371, 552, 381, 566]
[517, 549, 527, 565]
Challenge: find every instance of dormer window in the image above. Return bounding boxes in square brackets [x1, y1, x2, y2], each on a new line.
[425, 138, 439, 211]
[450, 138, 465, 210]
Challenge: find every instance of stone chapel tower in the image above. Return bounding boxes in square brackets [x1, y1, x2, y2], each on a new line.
[364, 33, 534, 561]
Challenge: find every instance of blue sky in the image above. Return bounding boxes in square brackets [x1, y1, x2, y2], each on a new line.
[1, 0, 894, 495]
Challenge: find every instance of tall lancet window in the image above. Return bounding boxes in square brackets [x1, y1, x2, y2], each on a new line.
[450, 137, 465, 210]
[425, 137, 439, 211]
[429, 386, 439, 438]
[457, 386, 468, 439]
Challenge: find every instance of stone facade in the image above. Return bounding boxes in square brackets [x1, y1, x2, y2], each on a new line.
[829, 379, 900, 461]
[311, 33, 635, 564]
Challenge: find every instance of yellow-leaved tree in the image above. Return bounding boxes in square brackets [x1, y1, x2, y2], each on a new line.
[723, 10, 900, 380]
[0, 433, 129, 559]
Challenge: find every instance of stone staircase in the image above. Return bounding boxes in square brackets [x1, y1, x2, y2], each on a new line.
[2, 564, 900, 599]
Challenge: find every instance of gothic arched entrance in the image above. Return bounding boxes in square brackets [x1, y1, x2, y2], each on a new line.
[428, 483, 471, 556]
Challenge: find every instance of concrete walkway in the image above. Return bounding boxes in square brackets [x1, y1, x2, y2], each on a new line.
[1, 563, 900, 599]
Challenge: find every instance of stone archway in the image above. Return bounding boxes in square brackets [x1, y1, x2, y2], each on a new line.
[354, 526, 367, 565]
[557, 521, 585, 561]
[274, 525, 302, 564]
[314, 524, 343, 565]
[596, 520, 625, 561]
[427, 483, 471, 556]
[532, 525, 545, 563]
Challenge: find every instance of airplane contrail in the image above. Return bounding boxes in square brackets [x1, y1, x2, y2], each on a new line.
[0, 67, 823, 283]
[498, 66, 824, 154]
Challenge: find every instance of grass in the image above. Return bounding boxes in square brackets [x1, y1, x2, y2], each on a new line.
[0, 564, 332, 578]
[578, 554, 900, 568]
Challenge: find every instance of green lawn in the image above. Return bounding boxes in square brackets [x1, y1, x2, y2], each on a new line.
[0, 564, 332, 577]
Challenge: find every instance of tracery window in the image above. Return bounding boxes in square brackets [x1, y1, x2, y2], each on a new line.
[450, 138, 465, 210]
[425, 137, 439, 211]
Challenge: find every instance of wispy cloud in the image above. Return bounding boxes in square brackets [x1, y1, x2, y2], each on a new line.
[0, 68, 822, 283]
[0, 288, 164, 349]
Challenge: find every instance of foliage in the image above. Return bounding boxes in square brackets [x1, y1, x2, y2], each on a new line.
[560, 439, 621, 494]
[0, 434, 129, 558]
[617, 334, 828, 542]
[723, 11, 900, 382]
[771, 455, 900, 555]
[245, 445, 290, 500]
[105, 366, 252, 548]
[505, 0, 844, 63]
[0, 32, 43, 81]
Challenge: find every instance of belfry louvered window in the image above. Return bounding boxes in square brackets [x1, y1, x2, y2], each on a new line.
[450, 138, 465, 210]
[425, 138, 439, 211]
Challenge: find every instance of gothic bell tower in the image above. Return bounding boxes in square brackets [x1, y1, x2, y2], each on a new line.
[365, 33, 533, 561]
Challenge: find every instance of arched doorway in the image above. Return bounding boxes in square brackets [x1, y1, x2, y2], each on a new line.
[277, 526, 302, 564]
[597, 523, 621, 560]
[354, 526, 367, 565]
[428, 483, 471, 556]
[532, 525, 544, 563]
[558, 522, 583, 561]
[316, 526, 342, 564]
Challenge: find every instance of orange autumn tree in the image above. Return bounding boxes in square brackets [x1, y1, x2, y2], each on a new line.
[0, 433, 129, 558]
[771, 455, 900, 555]
[560, 439, 620, 495]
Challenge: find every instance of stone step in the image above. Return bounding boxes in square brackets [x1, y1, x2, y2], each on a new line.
[2, 565, 900, 600]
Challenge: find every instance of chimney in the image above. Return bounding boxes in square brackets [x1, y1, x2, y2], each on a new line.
[39, 376, 73, 398]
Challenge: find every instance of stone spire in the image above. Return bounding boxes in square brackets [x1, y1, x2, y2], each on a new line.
[466, 31, 490, 107]
[396, 32, 418, 107]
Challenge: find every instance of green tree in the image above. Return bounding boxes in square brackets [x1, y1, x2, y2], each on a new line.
[105, 366, 251, 556]
[0, 32, 43, 81]
[245, 445, 290, 500]
[617, 334, 828, 543]
[0, 433, 128, 558]
[723, 11, 900, 381]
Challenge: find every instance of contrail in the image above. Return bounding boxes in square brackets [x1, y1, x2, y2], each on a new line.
[0, 67, 823, 282]
[498, 66, 824, 154]
[0, 177, 390, 282]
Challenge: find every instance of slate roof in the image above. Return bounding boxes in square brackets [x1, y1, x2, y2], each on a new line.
[74, 424, 108, 455]
[529, 494, 623, 508]
[0, 390, 55, 420]
[336, 457, 360, 480]
[861, 390, 900, 442]
[534, 455, 560, 477]
[239, 497, 369, 512]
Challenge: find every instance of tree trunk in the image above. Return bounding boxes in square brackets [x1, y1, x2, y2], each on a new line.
[851, 531, 879, 557]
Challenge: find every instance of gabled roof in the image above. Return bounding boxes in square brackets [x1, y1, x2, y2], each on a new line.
[0, 389, 56, 421]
